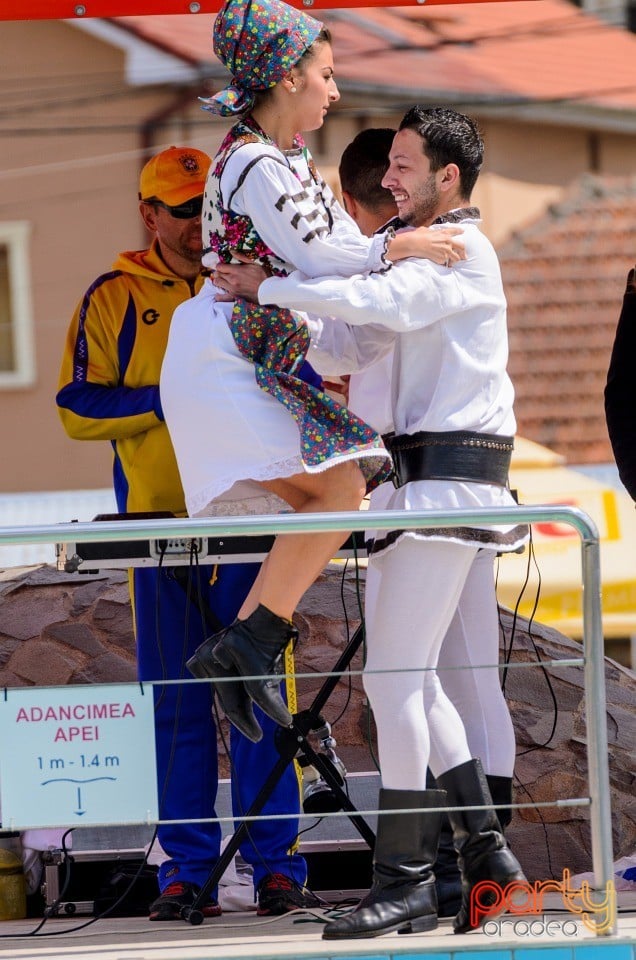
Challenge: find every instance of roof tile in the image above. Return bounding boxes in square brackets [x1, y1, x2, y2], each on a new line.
[499, 174, 636, 464]
[114, 1, 636, 111]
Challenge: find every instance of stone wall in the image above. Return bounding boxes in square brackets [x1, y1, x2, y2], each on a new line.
[0, 562, 634, 883]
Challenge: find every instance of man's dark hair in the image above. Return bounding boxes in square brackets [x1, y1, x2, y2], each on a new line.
[399, 106, 484, 199]
[338, 128, 396, 211]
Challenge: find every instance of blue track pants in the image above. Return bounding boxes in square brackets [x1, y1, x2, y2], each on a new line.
[132, 562, 306, 896]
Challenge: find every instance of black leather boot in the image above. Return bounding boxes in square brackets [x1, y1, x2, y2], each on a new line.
[322, 788, 445, 940]
[187, 626, 263, 743]
[425, 769, 461, 918]
[211, 604, 296, 729]
[437, 759, 526, 934]
[487, 774, 513, 830]
[433, 771, 515, 917]
[434, 814, 463, 918]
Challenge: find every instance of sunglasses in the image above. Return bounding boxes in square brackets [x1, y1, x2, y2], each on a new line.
[145, 196, 203, 219]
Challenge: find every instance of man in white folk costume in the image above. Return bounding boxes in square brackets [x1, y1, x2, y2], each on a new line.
[214, 105, 528, 940]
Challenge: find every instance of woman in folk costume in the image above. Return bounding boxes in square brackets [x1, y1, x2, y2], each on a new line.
[160, 0, 462, 742]
[202, 104, 530, 940]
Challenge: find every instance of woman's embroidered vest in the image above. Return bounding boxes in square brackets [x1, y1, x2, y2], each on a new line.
[203, 118, 390, 489]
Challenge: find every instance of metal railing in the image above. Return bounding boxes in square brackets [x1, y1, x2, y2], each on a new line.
[0, 503, 616, 934]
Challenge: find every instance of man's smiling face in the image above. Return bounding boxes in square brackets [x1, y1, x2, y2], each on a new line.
[381, 128, 442, 228]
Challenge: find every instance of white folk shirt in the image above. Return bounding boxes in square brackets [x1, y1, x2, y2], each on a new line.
[259, 217, 527, 554]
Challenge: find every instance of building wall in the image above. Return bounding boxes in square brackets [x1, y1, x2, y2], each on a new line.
[2, 22, 636, 495]
[0, 21, 191, 494]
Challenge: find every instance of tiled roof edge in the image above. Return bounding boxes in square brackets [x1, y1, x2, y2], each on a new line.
[497, 172, 636, 257]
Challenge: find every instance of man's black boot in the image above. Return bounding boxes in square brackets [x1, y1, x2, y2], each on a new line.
[486, 774, 513, 831]
[437, 759, 526, 934]
[432, 772, 515, 917]
[186, 626, 263, 742]
[426, 770, 462, 918]
[322, 788, 445, 940]
[434, 815, 463, 918]
[212, 604, 295, 729]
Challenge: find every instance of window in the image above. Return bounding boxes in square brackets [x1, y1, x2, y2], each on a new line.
[0, 221, 35, 388]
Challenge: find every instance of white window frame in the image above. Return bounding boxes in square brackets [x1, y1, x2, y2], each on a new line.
[0, 221, 35, 388]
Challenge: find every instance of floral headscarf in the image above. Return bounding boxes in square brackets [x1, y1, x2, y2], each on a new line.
[201, 0, 323, 117]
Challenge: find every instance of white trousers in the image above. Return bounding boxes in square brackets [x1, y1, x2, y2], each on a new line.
[436, 548, 516, 777]
[364, 538, 515, 790]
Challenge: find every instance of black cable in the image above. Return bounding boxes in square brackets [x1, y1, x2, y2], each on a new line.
[0, 825, 160, 939]
[501, 528, 536, 687]
[501, 530, 559, 753]
[349, 541, 380, 777]
[512, 775, 557, 880]
[327, 555, 355, 730]
[152, 547, 168, 714]
[152, 546, 190, 826]
[0, 828, 75, 938]
[210, 667, 314, 898]
[81, 543, 183, 928]
[514, 538, 559, 755]
[0, 81, 183, 120]
[496, 528, 560, 879]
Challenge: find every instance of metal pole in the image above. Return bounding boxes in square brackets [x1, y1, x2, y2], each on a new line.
[581, 533, 617, 935]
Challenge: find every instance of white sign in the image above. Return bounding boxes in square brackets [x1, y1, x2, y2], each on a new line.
[0, 683, 158, 829]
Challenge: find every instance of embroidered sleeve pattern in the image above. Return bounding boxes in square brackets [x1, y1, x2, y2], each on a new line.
[273, 172, 331, 244]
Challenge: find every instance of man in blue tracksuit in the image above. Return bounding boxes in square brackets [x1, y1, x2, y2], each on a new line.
[57, 146, 317, 920]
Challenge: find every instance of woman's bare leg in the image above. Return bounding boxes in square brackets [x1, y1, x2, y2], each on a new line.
[188, 459, 368, 737]
[238, 460, 367, 619]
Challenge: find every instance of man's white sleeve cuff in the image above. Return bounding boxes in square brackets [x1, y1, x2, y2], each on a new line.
[259, 275, 284, 305]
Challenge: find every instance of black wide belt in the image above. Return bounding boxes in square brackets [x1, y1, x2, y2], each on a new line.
[387, 431, 513, 488]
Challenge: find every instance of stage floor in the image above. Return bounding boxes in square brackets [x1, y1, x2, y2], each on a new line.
[0, 892, 634, 960]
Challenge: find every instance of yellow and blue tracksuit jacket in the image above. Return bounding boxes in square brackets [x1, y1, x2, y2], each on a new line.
[56, 241, 306, 894]
[57, 241, 195, 516]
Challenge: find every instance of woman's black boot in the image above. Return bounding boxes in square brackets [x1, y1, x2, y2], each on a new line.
[211, 604, 296, 729]
[437, 759, 526, 934]
[187, 627, 263, 743]
[322, 788, 445, 940]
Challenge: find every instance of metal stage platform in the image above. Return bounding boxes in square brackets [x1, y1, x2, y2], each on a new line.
[13, 794, 636, 960]
[0, 893, 634, 960]
[10, 776, 635, 959]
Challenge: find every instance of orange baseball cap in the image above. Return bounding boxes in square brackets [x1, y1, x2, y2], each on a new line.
[139, 146, 211, 205]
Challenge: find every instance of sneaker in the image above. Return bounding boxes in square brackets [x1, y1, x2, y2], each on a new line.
[148, 880, 222, 921]
[256, 872, 321, 916]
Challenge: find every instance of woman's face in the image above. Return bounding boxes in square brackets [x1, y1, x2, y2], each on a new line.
[293, 42, 340, 132]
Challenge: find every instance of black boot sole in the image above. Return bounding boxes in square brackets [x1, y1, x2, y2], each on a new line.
[322, 911, 437, 940]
